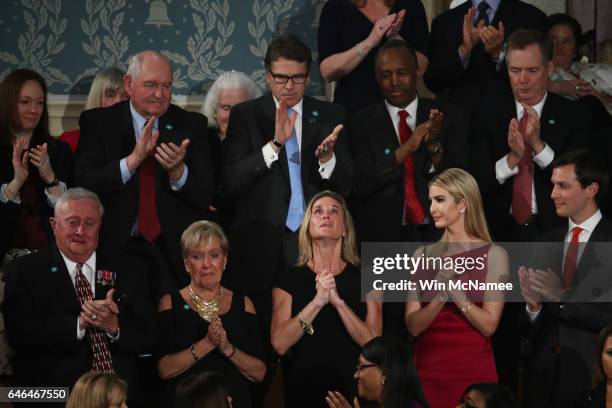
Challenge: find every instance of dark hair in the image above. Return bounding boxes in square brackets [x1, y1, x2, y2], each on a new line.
[264, 33, 312, 73]
[361, 336, 429, 408]
[592, 324, 612, 387]
[375, 39, 418, 71]
[459, 383, 518, 408]
[547, 13, 583, 46]
[0, 69, 50, 147]
[507, 29, 554, 65]
[174, 371, 231, 408]
[552, 149, 609, 201]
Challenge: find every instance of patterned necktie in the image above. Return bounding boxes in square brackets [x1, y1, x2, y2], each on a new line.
[562, 226, 583, 289]
[476, 1, 490, 26]
[398, 110, 426, 225]
[74, 263, 114, 374]
[511, 112, 532, 225]
[138, 123, 161, 242]
[285, 108, 304, 232]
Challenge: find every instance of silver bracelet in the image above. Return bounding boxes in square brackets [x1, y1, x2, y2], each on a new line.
[355, 42, 367, 58]
[461, 302, 472, 314]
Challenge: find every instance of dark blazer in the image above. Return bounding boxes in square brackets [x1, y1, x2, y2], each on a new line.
[74, 101, 214, 285]
[521, 217, 612, 408]
[222, 93, 352, 292]
[0, 138, 72, 260]
[470, 90, 591, 240]
[424, 0, 546, 115]
[348, 98, 468, 242]
[3, 244, 156, 403]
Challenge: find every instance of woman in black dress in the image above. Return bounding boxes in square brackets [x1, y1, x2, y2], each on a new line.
[158, 221, 266, 407]
[271, 191, 382, 407]
[318, 0, 429, 113]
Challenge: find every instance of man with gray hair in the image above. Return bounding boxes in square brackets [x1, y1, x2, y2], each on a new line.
[3, 188, 156, 404]
[75, 50, 214, 299]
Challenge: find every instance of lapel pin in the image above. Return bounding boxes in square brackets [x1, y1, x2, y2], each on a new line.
[183, 304, 190, 310]
[548, 119, 556, 125]
[312, 110, 319, 117]
[165, 124, 173, 130]
[50, 266, 57, 273]
[384, 148, 391, 155]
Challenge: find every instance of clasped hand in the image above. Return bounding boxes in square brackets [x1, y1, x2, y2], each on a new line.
[12, 139, 56, 186]
[518, 266, 564, 304]
[80, 289, 119, 334]
[314, 271, 343, 307]
[507, 105, 542, 163]
[206, 316, 233, 356]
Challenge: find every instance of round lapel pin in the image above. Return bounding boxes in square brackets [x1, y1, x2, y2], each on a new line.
[50, 266, 58, 272]
[312, 111, 319, 117]
[165, 124, 173, 130]
[548, 119, 555, 125]
[384, 148, 391, 155]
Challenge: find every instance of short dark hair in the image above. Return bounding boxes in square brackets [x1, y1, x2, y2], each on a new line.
[459, 383, 518, 408]
[552, 149, 609, 201]
[0, 69, 50, 147]
[375, 39, 418, 71]
[361, 336, 429, 408]
[507, 29, 554, 65]
[547, 13, 583, 46]
[175, 371, 230, 408]
[264, 34, 312, 73]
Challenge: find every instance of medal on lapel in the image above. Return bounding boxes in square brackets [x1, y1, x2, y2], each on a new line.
[96, 270, 116, 287]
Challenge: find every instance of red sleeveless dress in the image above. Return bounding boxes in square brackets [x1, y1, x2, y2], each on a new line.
[414, 244, 498, 408]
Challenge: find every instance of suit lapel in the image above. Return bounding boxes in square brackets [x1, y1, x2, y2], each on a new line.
[120, 101, 137, 158]
[492, 0, 514, 27]
[49, 245, 81, 311]
[300, 97, 320, 184]
[539, 95, 561, 146]
[374, 102, 400, 152]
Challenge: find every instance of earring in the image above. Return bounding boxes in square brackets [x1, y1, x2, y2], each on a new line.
[460, 208, 466, 214]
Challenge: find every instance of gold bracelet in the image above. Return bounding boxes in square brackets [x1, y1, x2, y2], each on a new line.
[298, 313, 314, 335]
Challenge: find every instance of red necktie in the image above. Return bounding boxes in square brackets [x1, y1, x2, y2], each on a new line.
[74, 264, 114, 374]
[511, 113, 532, 225]
[138, 154, 161, 242]
[398, 110, 425, 225]
[562, 226, 583, 289]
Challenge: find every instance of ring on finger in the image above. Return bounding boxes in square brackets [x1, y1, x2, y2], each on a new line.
[91, 314, 97, 321]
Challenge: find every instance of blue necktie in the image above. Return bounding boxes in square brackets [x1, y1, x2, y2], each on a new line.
[285, 108, 304, 231]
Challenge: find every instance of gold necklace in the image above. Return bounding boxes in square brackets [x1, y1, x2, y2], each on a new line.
[189, 285, 223, 322]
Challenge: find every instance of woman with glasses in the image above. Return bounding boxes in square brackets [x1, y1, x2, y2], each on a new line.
[271, 191, 382, 408]
[326, 336, 429, 408]
[405, 168, 508, 408]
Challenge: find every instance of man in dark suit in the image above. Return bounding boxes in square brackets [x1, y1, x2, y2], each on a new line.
[222, 34, 352, 355]
[469, 29, 591, 391]
[518, 150, 612, 408]
[424, 0, 546, 118]
[75, 51, 214, 297]
[3, 188, 156, 406]
[349, 39, 468, 245]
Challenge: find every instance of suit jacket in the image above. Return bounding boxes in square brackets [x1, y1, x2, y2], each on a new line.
[2, 244, 156, 403]
[470, 90, 591, 240]
[521, 217, 612, 408]
[348, 98, 468, 242]
[222, 93, 352, 292]
[0, 138, 73, 261]
[424, 0, 546, 115]
[74, 101, 214, 285]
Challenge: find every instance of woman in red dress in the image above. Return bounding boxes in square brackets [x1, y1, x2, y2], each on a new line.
[405, 168, 508, 408]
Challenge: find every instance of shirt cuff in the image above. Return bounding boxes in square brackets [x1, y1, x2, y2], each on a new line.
[45, 181, 67, 207]
[77, 318, 86, 340]
[533, 143, 554, 169]
[525, 303, 542, 322]
[120, 158, 134, 184]
[493, 47, 507, 71]
[495, 155, 519, 184]
[458, 48, 469, 69]
[169, 165, 188, 191]
[0, 183, 21, 204]
[262, 142, 279, 169]
[318, 153, 336, 179]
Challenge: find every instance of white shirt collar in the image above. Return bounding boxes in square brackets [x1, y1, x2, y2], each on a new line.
[272, 95, 303, 117]
[129, 101, 159, 136]
[385, 96, 419, 120]
[515, 92, 547, 118]
[60, 250, 96, 283]
[569, 209, 602, 236]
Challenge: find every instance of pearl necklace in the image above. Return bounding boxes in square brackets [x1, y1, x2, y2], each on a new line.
[189, 285, 223, 322]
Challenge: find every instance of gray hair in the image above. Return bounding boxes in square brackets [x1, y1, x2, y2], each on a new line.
[54, 188, 104, 218]
[85, 67, 125, 110]
[126, 51, 172, 80]
[201, 71, 262, 128]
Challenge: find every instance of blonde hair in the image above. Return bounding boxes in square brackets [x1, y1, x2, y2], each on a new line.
[428, 168, 492, 242]
[66, 372, 127, 408]
[297, 191, 360, 266]
[85, 67, 125, 110]
[181, 220, 229, 258]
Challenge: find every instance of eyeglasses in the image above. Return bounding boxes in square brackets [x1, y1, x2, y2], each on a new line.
[269, 71, 308, 84]
[355, 363, 377, 372]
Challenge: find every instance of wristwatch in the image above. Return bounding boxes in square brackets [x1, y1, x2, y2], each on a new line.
[45, 177, 60, 188]
[272, 138, 283, 148]
[428, 142, 443, 155]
